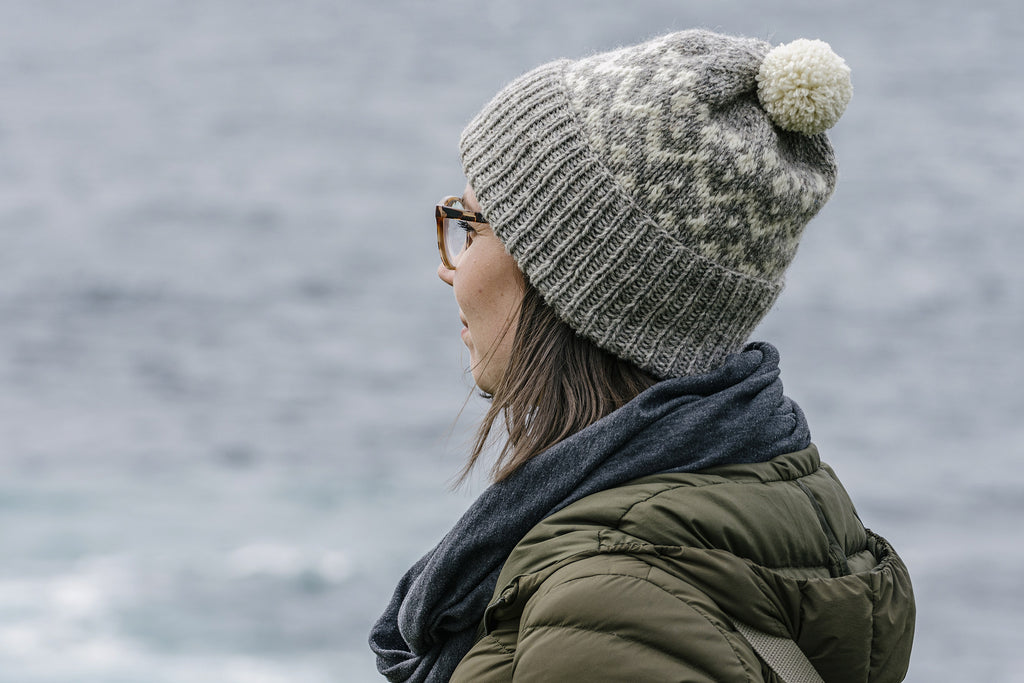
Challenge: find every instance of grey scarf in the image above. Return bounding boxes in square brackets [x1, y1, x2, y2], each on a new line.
[369, 342, 809, 682]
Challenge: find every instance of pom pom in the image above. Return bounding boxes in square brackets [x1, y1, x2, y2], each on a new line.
[756, 38, 852, 135]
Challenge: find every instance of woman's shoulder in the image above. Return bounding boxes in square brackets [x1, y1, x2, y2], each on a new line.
[470, 445, 913, 682]
[492, 444, 855, 605]
[523, 444, 852, 562]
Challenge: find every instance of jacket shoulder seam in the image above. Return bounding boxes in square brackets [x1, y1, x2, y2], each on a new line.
[613, 465, 821, 529]
[482, 631, 515, 656]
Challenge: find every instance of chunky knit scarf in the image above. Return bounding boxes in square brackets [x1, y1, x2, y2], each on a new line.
[369, 342, 809, 682]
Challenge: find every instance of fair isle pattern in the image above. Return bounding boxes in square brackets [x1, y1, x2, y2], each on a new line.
[562, 32, 836, 279]
[460, 30, 843, 378]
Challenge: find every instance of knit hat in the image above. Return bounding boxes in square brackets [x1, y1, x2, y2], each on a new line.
[459, 29, 852, 378]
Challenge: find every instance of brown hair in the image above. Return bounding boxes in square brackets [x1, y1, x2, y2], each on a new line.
[460, 280, 659, 484]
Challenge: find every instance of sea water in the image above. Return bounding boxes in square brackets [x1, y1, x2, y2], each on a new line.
[0, 1, 1021, 681]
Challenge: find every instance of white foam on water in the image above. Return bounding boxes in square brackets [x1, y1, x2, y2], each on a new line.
[225, 543, 353, 583]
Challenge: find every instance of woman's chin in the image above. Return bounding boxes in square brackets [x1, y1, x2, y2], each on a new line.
[472, 374, 494, 395]
[470, 365, 498, 395]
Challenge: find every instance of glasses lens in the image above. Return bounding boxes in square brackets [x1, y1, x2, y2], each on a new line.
[444, 201, 469, 265]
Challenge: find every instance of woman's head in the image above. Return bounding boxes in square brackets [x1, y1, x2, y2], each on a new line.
[439, 29, 852, 479]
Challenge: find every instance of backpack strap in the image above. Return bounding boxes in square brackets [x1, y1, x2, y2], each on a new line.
[733, 622, 825, 683]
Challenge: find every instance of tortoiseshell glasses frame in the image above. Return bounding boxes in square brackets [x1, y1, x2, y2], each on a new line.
[436, 196, 489, 270]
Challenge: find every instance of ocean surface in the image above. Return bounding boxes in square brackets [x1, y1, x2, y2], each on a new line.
[0, 1, 1021, 680]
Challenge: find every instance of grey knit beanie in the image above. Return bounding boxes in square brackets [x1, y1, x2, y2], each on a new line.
[459, 29, 852, 378]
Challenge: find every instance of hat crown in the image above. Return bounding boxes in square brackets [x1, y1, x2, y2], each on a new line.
[561, 30, 838, 281]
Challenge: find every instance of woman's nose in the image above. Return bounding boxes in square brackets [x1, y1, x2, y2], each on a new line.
[437, 263, 454, 286]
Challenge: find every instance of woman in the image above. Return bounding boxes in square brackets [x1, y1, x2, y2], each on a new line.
[371, 29, 915, 682]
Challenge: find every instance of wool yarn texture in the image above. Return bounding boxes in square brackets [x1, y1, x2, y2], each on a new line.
[459, 29, 852, 378]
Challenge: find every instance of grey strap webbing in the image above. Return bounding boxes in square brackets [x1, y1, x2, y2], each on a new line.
[733, 622, 825, 683]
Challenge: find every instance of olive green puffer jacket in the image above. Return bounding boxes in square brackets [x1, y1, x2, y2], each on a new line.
[450, 445, 915, 682]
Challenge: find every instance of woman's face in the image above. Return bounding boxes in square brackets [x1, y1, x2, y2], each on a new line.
[438, 184, 524, 394]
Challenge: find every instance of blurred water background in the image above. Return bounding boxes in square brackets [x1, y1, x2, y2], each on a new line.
[0, 0, 1021, 680]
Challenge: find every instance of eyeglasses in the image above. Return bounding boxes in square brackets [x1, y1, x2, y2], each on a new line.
[436, 196, 489, 270]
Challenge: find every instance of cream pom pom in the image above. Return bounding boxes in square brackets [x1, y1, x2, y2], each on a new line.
[756, 38, 852, 135]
